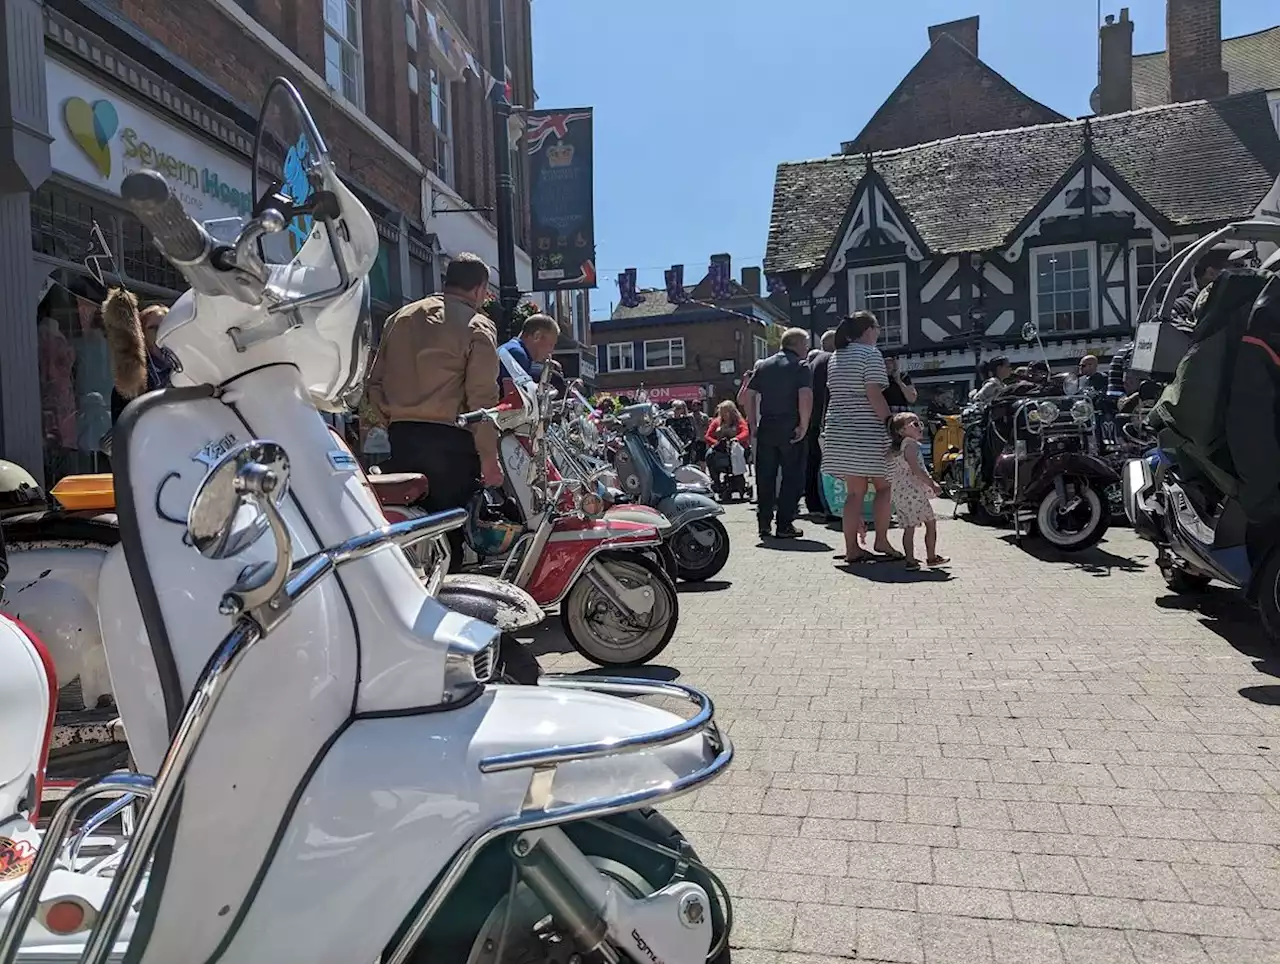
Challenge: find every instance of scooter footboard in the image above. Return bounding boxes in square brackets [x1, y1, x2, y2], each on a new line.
[208, 677, 732, 964]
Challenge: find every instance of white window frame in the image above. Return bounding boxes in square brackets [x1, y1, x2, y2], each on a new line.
[1030, 242, 1097, 334]
[1129, 238, 1194, 325]
[753, 334, 768, 362]
[643, 337, 685, 370]
[429, 67, 454, 187]
[607, 342, 634, 373]
[849, 263, 908, 347]
[323, 0, 364, 108]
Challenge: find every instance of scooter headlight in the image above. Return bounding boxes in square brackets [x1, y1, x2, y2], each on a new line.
[1036, 401, 1060, 424]
[1071, 398, 1094, 424]
[579, 490, 606, 519]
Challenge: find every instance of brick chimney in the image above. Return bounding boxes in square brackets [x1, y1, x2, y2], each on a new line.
[928, 16, 979, 57]
[1166, 0, 1228, 103]
[740, 266, 761, 297]
[1098, 9, 1134, 114]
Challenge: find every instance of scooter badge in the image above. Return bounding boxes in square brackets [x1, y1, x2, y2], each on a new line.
[0, 837, 35, 881]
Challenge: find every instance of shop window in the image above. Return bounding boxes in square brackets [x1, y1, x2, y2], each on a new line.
[121, 216, 187, 292]
[430, 67, 453, 186]
[324, 0, 364, 106]
[31, 187, 103, 264]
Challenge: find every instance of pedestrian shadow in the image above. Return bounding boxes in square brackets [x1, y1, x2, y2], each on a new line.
[1155, 589, 1280, 701]
[835, 560, 952, 583]
[756, 537, 833, 552]
[999, 534, 1146, 576]
[1239, 685, 1280, 707]
[677, 580, 732, 593]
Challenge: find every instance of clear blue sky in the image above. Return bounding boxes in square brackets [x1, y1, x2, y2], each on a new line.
[529, 0, 1276, 317]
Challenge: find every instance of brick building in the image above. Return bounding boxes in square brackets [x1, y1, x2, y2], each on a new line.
[0, 0, 534, 486]
[591, 257, 789, 411]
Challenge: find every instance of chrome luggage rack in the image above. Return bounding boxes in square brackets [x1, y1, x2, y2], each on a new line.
[386, 673, 733, 964]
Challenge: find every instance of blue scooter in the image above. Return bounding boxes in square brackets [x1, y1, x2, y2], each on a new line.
[613, 403, 731, 582]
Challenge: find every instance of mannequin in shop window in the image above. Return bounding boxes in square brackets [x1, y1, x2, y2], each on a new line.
[36, 289, 78, 482]
[104, 287, 171, 426]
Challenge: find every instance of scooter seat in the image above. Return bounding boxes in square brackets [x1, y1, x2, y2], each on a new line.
[368, 472, 429, 506]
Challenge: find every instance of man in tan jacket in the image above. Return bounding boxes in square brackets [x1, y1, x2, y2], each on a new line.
[365, 252, 504, 568]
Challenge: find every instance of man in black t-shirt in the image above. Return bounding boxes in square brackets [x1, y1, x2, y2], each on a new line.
[804, 329, 836, 515]
[740, 328, 813, 539]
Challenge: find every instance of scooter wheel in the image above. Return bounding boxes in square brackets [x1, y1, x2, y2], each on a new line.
[673, 517, 731, 582]
[1163, 568, 1211, 594]
[560, 550, 678, 666]
[412, 809, 731, 964]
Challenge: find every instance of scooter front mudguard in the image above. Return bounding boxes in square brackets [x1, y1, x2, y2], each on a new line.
[524, 517, 662, 605]
[657, 492, 724, 532]
[606, 503, 673, 537]
[200, 679, 732, 964]
[437, 573, 544, 632]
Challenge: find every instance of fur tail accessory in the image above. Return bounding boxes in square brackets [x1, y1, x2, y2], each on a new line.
[102, 286, 148, 399]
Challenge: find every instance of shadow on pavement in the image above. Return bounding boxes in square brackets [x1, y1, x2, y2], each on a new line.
[569, 664, 681, 683]
[835, 561, 952, 583]
[1239, 685, 1280, 706]
[757, 537, 833, 552]
[1155, 589, 1280, 703]
[999, 534, 1146, 576]
[677, 580, 732, 593]
[522, 621, 575, 658]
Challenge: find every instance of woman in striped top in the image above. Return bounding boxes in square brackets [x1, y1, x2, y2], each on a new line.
[821, 311, 900, 562]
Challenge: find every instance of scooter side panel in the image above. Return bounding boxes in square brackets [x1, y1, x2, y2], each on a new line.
[525, 520, 661, 604]
[0, 615, 50, 820]
[214, 686, 719, 963]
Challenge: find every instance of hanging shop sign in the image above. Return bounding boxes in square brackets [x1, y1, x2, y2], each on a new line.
[625, 384, 708, 403]
[47, 59, 253, 221]
[526, 108, 596, 291]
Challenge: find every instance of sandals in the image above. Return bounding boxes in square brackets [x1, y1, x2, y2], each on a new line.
[927, 555, 951, 567]
[873, 546, 906, 561]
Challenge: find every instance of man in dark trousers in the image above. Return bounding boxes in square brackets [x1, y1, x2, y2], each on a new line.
[365, 252, 504, 570]
[804, 328, 836, 516]
[740, 327, 813, 540]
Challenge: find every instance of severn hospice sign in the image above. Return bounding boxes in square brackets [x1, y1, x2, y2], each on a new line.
[47, 59, 253, 220]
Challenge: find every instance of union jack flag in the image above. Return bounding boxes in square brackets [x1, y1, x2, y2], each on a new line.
[526, 110, 593, 153]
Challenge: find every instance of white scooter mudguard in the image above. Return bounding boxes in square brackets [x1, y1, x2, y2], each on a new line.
[0, 540, 112, 711]
[211, 683, 730, 963]
[674, 465, 712, 488]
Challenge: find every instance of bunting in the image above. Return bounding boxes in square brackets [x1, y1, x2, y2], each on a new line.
[414, 0, 510, 108]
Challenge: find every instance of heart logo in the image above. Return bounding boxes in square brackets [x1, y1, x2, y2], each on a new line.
[63, 97, 118, 178]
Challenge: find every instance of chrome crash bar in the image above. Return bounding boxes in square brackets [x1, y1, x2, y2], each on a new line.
[0, 507, 467, 964]
[385, 674, 732, 964]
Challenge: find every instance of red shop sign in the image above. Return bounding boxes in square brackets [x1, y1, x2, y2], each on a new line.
[626, 384, 708, 403]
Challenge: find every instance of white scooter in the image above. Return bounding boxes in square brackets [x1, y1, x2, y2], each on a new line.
[0, 78, 733, 964]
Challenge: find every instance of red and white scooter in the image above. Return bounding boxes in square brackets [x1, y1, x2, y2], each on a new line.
[380, 350, 681, 668]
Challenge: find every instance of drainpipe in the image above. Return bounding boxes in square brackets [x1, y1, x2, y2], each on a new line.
[489, 0, 520, 339]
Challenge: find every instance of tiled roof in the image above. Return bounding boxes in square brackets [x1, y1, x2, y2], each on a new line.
[609, 278, 786, 322]
[765, 91, 1280, 274]
[1132, 25, 1280, 109]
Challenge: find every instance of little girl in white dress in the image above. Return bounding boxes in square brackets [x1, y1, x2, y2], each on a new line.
[886, 413, 949, 569]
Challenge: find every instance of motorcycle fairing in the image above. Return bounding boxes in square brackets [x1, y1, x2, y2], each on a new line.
[656, 492, 723, 532]
[206, 684, 730, 964]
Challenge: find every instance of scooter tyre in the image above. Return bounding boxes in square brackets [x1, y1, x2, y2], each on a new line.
[1035, 483, 1109, 552]
[410, 808, 731, 964]
[1163, 568, 1212, 594]
[1257, 551, 1280, 646]
[496, 633, 543, 685]
[674, 518, 731, 582]
[560, 551, 678, 667]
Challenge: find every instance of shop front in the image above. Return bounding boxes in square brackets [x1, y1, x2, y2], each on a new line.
[24, 56, 257, 487]
[616, 383, 711, 406]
